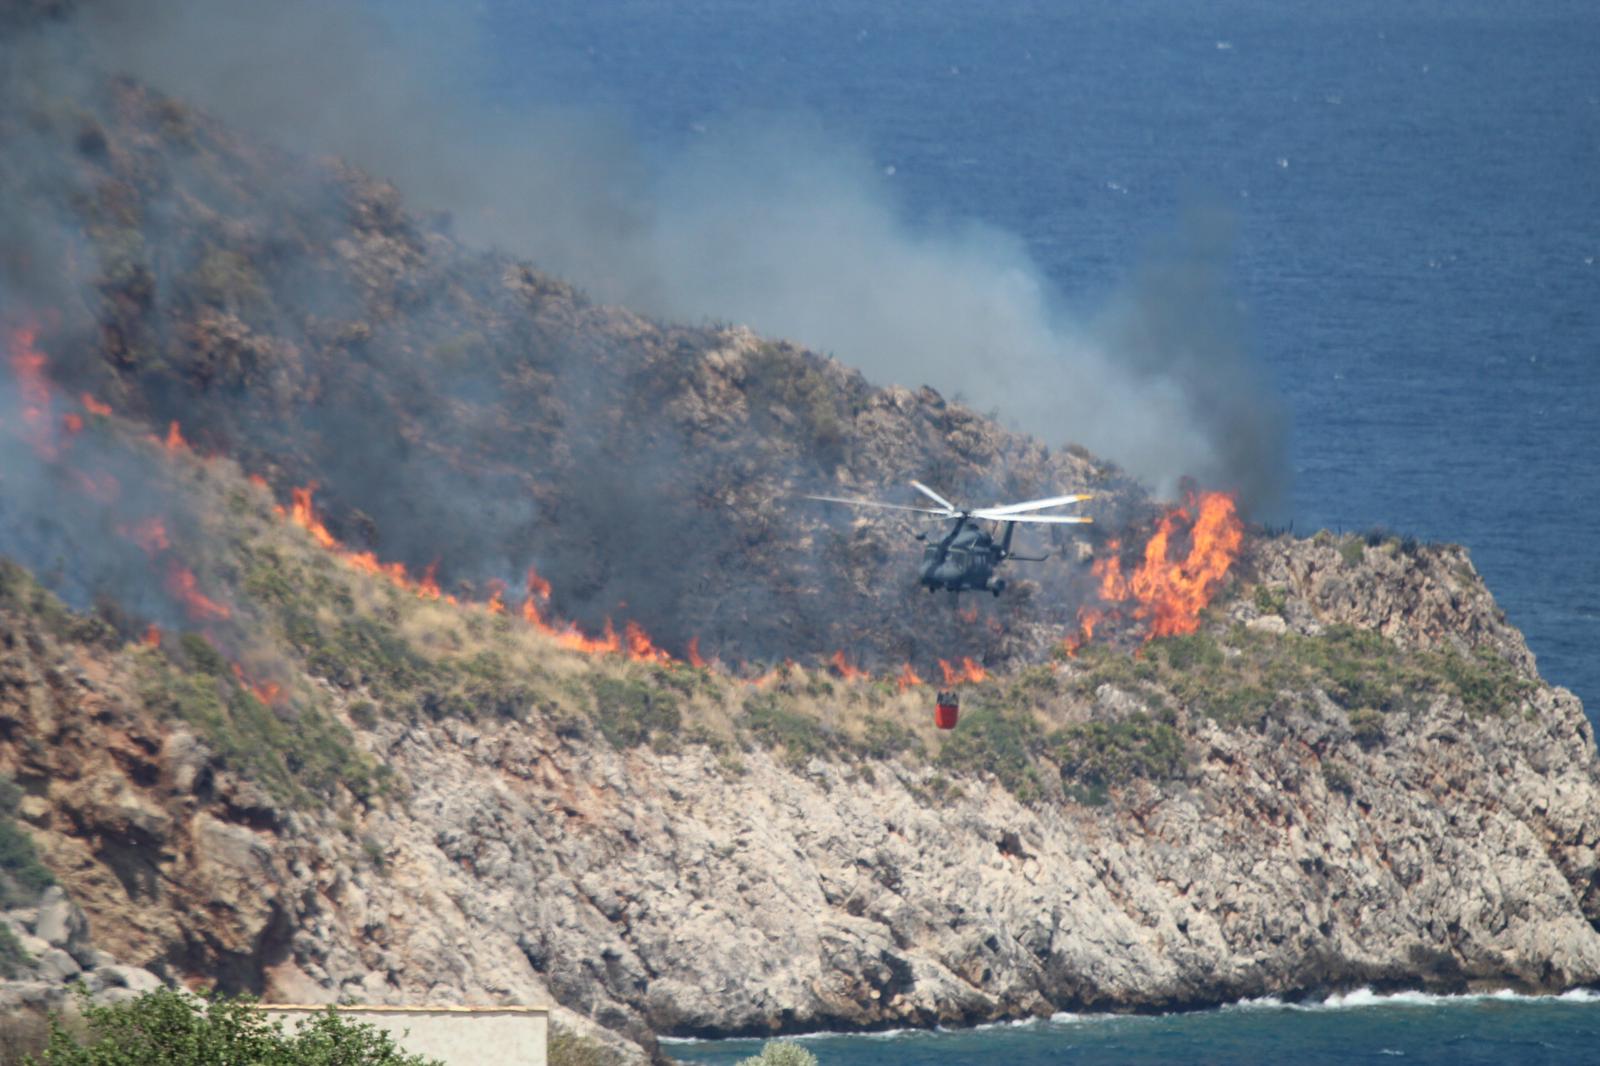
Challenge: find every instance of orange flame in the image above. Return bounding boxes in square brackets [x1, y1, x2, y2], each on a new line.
[830, 650, 868, 681]
[163, 420, 187, 453]
[121, 517, 171, 555]
[938, 657, 987, 686]
[288, 484, 339, 550]
[7, 323, 60, 458]
[418, 562, 443, 601]
[520, 566, 625, 655]
[62, 413, 83, 435]
[164, 564, 230, 622]
[744, 661, 791, 689]
[231, 663, 283, 706]
[73, 469, 121, 503]
[81, 394, 112, 417]
[687, 636, 707, 669]
[624, 621, 673, 664]
[143, 625, 162, 648]
[896, 662, 925, 692]
[1063, 606, 1104, 658]
[485, 578, 507, 615]
[1097, 491, 1243, 640]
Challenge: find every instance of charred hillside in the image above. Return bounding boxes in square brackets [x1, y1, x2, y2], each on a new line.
[1, 71, 1167, 680]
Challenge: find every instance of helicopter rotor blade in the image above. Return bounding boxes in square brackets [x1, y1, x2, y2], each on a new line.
[909, 480, 958, 512]
[974, 513, 1094, 525]
[801, 494, 952, 516]
[977, 492, 1095, 517]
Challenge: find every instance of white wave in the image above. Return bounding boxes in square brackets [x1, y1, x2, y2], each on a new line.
[664, 988, 1600, 1046]
[1225, 986, 1600, 1012]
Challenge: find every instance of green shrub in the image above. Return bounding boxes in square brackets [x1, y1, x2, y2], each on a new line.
[1252, 584, 1288, 616]
[1338, 538, 1365, 567]
[29, 988, 440, 1065]
[548, 1025, 624, 1066]
[1052, 712, 1185, 787]
[855, 717, 924, 761]
[1348, 707, 1387, 748]
[0, 777, 54, 908]
[742, 693, 835, 766]
[736, 1040, 819, 1066]
[1155, 632, 1223, 672]
[1322, 761, 1355, 795]
[591, 676, 680, 749]
[0, 922, 33, 979]
[1429, 648, 1536, 716]
[139, 664, 385, 807]
[937, 708, 1045, 802]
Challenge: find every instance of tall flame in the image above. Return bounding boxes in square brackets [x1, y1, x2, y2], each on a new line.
[7, 323, 60, 459]
[895, 662, 925, 692]
[163, 564, 231, 622]
[938, 657, 987, 685]
[830, 650, 868, 682]
[1066, 489, 1244, 650]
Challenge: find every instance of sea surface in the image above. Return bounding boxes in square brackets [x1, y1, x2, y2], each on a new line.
[666, 990, 1600, 1066]
[462, 1, 1597, 1060]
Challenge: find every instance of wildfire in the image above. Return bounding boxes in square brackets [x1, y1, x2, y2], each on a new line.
[830, 650, 868, 682]
[687, 636, 707, 669]
[623, 621, 673, 664]
[1065, 489, 1244, 651]
[287, 484, 338, 550]
[1062, 606, 1104, 658]
[895, 662, 925, 692]
[163, 564, 231, 622]
[143, 625, 162, 648]
[7, 323, 59, 458]
[163, 420, 188, 453]
[81, 394, 113, 417]
[121, 516, 171, 554]
[938, 657, 987, 686]
[519, 566, 623, 656]
[231, 663, 283, 705]
[418, 562, 444, 601]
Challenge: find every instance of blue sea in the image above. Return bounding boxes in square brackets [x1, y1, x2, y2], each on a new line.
[459, 1, 1598, 1060]
[666, 990, 1600, 1066]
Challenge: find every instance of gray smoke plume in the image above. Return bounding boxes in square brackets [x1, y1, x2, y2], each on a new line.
[52, 0, 1286, 512]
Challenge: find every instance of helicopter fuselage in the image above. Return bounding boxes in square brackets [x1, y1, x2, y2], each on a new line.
[918, 516, 1014, 595]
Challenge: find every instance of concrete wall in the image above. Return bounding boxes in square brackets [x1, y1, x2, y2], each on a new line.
[261, 1004, 547, 1066]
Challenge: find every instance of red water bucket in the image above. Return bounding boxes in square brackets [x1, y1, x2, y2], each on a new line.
[934, 691, 960, 730]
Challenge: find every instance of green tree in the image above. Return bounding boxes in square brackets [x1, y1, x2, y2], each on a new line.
[735, 1041, 819, 1066]
[29, 988, 441, 1066]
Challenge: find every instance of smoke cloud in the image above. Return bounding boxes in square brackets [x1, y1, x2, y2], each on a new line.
[51, 0, 1286, 512]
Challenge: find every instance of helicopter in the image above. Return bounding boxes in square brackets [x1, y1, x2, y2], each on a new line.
[804, 480, 1093, 597]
